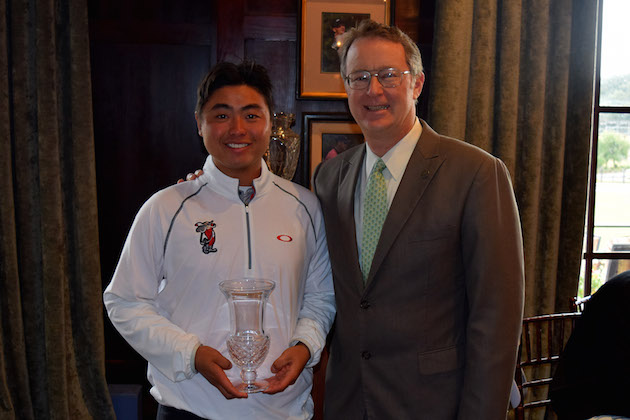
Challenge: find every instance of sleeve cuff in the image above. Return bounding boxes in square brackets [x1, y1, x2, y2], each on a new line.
[189, 341, 202, 375]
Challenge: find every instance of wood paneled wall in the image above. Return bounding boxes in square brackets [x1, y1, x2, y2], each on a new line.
[89, 1, 434, 417]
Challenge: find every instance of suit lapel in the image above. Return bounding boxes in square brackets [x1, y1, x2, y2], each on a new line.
[337, 146, 365, 290]
[365, 122, 445, 287]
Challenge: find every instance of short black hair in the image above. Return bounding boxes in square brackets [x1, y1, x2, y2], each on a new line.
[195, 60, 274, 118]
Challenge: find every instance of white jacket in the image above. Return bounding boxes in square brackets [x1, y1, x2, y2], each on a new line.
[103, 156, 335, 419]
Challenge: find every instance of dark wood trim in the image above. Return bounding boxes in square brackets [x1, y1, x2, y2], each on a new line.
[598, 106, 630, 113]
[243, 16, 297, 40]
[89, 21, 215, 45]
[217, 0, 245, 60]
[582, 252, 630, 260]
[583, 0, 605, 296]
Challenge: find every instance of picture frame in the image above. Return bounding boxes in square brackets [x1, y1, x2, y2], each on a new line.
[298, 0, 391, 99]
[302, 112, 364, 187]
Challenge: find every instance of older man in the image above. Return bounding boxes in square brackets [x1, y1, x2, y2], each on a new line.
[312, 20, 524, 419]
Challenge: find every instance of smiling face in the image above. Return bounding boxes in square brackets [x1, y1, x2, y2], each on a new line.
[345, 37, 424, 155]
[195, 84, 271, 185]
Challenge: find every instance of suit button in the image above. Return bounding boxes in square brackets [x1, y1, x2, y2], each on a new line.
[360, 300, 370, 309]
[361, 351, 371, 360]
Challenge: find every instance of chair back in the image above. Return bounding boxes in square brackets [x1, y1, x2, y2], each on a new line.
[572, 295, 591, 312]
[513, 312, 581, 420]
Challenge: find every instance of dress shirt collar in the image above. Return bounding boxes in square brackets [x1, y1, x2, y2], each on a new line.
[363, 118, 423, 181]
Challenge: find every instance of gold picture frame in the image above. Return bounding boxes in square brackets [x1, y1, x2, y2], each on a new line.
[298, 0, 391, 99]
[302, 113, 364, 187]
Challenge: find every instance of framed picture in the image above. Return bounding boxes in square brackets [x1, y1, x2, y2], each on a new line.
[302, 113, 364, 186]
[298, 0, 391, 99]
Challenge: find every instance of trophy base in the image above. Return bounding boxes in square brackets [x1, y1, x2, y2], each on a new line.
[235, 379, 269, 394]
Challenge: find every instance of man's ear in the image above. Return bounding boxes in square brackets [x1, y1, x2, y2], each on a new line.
[413, 72, 425, 101]
[195, 111, 202, 136]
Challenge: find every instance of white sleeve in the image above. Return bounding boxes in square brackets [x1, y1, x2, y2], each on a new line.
[103, 197, 202, 382]
[290, 203, 336, 368]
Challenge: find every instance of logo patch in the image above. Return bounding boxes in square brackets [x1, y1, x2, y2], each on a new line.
[195, 221, 217, 254]
[277, 235, 293, 242]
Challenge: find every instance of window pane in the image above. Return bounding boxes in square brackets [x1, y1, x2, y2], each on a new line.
[599, 113, 630, 140]
[600, 0, 630, 106]
[594, 115, 630, 252]
[579, 258, 630, 297]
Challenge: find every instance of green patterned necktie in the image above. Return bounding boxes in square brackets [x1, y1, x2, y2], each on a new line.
[361, 158, 388, 281]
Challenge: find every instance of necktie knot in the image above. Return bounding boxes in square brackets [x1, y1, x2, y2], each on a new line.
[372, 159, 387, 176]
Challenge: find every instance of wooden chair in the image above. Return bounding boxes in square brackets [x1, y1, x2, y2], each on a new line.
[513, 312, 582, 420]
[572, 295, 591, 312]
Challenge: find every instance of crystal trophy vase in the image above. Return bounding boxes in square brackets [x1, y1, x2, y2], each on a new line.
[264, 112, 300, 180]
[219, 278, 275, 393]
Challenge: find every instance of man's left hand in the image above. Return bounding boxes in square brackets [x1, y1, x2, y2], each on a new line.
[263, 342, 310, 394]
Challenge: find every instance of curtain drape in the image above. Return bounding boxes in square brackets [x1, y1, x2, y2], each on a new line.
[428, 0, 597, 317]
[0, 0, 115, 418]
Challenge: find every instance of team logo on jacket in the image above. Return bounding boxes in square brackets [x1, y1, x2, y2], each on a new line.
[195, 221, 217, 254]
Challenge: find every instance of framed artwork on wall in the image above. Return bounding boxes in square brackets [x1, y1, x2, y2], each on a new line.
[298, 0, 391, 99]
[302, 112, 364, 186]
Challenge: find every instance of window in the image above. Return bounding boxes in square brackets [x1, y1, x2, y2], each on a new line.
[580, 0, 630, 297]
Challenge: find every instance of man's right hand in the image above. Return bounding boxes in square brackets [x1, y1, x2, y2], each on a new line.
[177, 169, 204, 183]
[194, 345, 247, 399]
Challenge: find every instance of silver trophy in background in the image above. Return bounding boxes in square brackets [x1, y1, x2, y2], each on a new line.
[264, 112, 300, 180]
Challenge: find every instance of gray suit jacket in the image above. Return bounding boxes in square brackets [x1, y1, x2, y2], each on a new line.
[313, 120, 524, 420]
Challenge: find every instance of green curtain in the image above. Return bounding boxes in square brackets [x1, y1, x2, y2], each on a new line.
[0, 0, 115, 418]
[428, 0, 597, 317]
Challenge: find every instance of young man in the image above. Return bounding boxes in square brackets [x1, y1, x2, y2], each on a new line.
[312, 20, 525, 419]
[104, 61, 335, 419]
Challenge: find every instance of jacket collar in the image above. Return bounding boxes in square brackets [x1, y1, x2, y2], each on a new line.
[201, 155, 272, 202]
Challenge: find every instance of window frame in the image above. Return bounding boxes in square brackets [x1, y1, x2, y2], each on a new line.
[582, 0, 630, 296]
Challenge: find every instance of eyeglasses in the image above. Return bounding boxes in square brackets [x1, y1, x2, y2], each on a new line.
[345, 68, 412, 90]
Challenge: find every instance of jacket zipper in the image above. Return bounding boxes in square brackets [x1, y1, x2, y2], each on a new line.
[245, 204, 252, 270]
